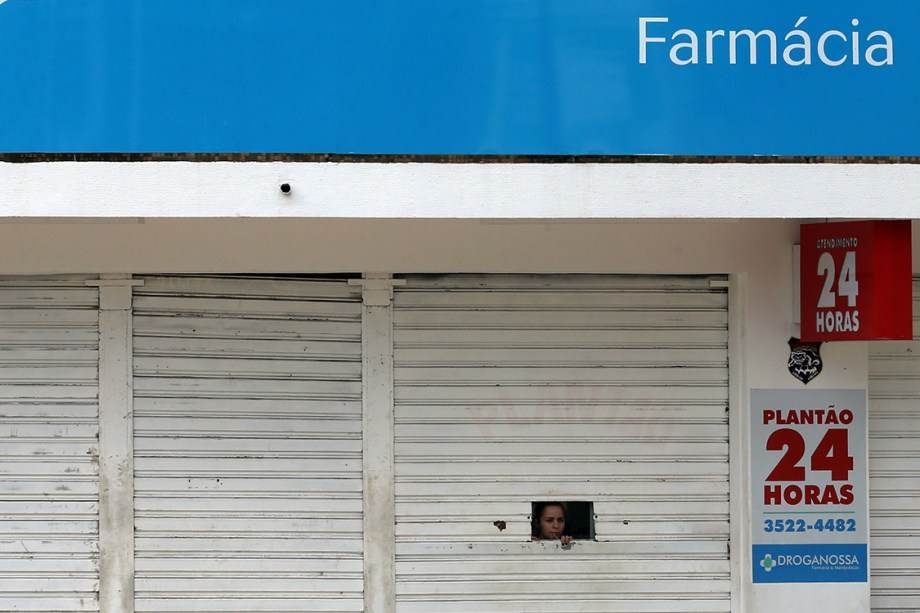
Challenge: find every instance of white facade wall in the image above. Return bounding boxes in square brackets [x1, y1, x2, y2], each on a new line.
[1, 161, 918, 612]
[1, 162, 919, 219]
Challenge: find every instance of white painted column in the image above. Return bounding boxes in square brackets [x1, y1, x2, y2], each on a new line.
[88, 275, 142, 613]
[351, 273, 404, 613]
[727, 274, 749, 613]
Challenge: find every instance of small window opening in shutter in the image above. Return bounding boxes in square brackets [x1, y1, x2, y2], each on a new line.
[531, 501, 595, 541]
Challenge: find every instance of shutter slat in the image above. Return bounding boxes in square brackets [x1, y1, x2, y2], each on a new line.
[133, 276, 363, 612]
[0, 281, 100, 612]
[393, 275, 729, 612]
[869, 279, 920, 612]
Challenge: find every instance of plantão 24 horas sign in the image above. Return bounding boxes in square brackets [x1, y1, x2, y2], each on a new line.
[751, 389, 867, 584]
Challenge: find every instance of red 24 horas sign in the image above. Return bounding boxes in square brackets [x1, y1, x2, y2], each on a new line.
[800, 220, 912, 342]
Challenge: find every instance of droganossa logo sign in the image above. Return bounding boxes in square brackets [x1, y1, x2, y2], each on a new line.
[760, 554, 777, 573]
[760, 551, 862, 572]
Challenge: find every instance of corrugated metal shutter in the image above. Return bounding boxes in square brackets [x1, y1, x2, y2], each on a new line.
[0, 278, 100, 612]
[392, 274, 730, 612]
[132, 276, 363, 613]
[869, 278, 920, 613]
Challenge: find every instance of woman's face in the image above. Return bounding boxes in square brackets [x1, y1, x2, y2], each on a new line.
[538, 505, 566, 540]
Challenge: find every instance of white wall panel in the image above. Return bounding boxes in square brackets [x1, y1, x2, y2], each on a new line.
[869, 281, 920, 612]
[0, 278, 100, 612]
[132, 276, 363, 613]
[393, 275, 730, 612]
[2, 162, 920, 219]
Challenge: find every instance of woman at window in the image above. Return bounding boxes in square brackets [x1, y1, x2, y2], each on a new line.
[531, 501, 573, 545]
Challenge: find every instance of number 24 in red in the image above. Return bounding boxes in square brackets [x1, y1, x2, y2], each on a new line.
[766, 428, 853, 481]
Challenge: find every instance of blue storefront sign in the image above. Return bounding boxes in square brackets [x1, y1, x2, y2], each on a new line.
[0, 0, 916, 154]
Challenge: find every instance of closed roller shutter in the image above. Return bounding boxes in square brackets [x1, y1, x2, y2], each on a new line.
[132, 276, 363, 613]
[869, 279, 920, 613]
[393, 275, 730, 613]
[0, 278, 100, 612]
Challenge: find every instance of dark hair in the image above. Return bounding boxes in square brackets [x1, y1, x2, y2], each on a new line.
[531, 501, 566, 538]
